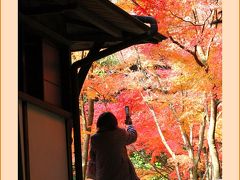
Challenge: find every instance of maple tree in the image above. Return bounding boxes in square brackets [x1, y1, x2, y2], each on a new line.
[115, 50, 209, 180]
[77, 48, 221, 180]
[78, 50, 213, 179]
[116, 0, 222, 179]
[72, 0, 222, 179]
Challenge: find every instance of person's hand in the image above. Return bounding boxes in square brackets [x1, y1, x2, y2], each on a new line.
[125, 116, 132, 125]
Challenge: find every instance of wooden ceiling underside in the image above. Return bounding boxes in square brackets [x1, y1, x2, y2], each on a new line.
[20, 0, 166, 51]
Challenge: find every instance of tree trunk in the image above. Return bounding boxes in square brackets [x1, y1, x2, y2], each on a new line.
[189, 125, 198, 180]
[147, 106, 182, 180]
[202, 147, 210, 180]
[82, 134, 90, 179]
[179, 125, 197, 180]
[170, 99, 208, 180]
[169, 103, 197, 180]
[82, 99, 94, 179]
[207, 96, 220, 179]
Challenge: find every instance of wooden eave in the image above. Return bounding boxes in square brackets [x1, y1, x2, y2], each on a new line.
[19, 0, 166, 51]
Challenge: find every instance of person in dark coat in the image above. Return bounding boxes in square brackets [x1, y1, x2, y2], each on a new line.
[86, 112, 139, 180]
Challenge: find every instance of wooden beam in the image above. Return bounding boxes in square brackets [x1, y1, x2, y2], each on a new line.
[67, 32, 122, 42]
[20, 14, 71, 47]
[64, 8, 123, 38]
[19, 91, 72, 119]
[20, 3, 77, 15]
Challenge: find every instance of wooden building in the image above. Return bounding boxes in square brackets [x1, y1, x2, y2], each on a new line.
[18, 0, 166, 180]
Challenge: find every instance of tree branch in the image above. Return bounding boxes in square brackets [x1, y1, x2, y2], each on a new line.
[168, 36, 206, 68]
[201, 9, 215, 33]
[205, 36, 215, 61]
[169, 104, 194, 155]
[169, 36, 195, 55]
[169, 10, 204, 26]
[80, 95, 88, 130]
[192, 9, 199, 25]
[130, 0, 151, 16]
[195, 115, 206, 165]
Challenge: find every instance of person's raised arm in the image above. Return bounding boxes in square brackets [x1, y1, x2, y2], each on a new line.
[124, 116, 137, 145]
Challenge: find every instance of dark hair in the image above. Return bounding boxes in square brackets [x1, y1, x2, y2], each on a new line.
[97, 112, 118, 131]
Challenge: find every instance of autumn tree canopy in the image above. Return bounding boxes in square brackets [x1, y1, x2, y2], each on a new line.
[75, 0, 222, 179]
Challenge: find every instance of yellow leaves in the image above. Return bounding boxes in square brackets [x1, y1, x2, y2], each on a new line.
[85, 88, 99, 99]
[179, 111, 204, 132]
[71, 51, 89, 64]
[168, 155, 192, 167]
[81, 126, 97, 136]
[116, 0, 135, 13]
[81, 130, 92, 135]
[171, 63, 212, 93]
[82, 72, 124, 102]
